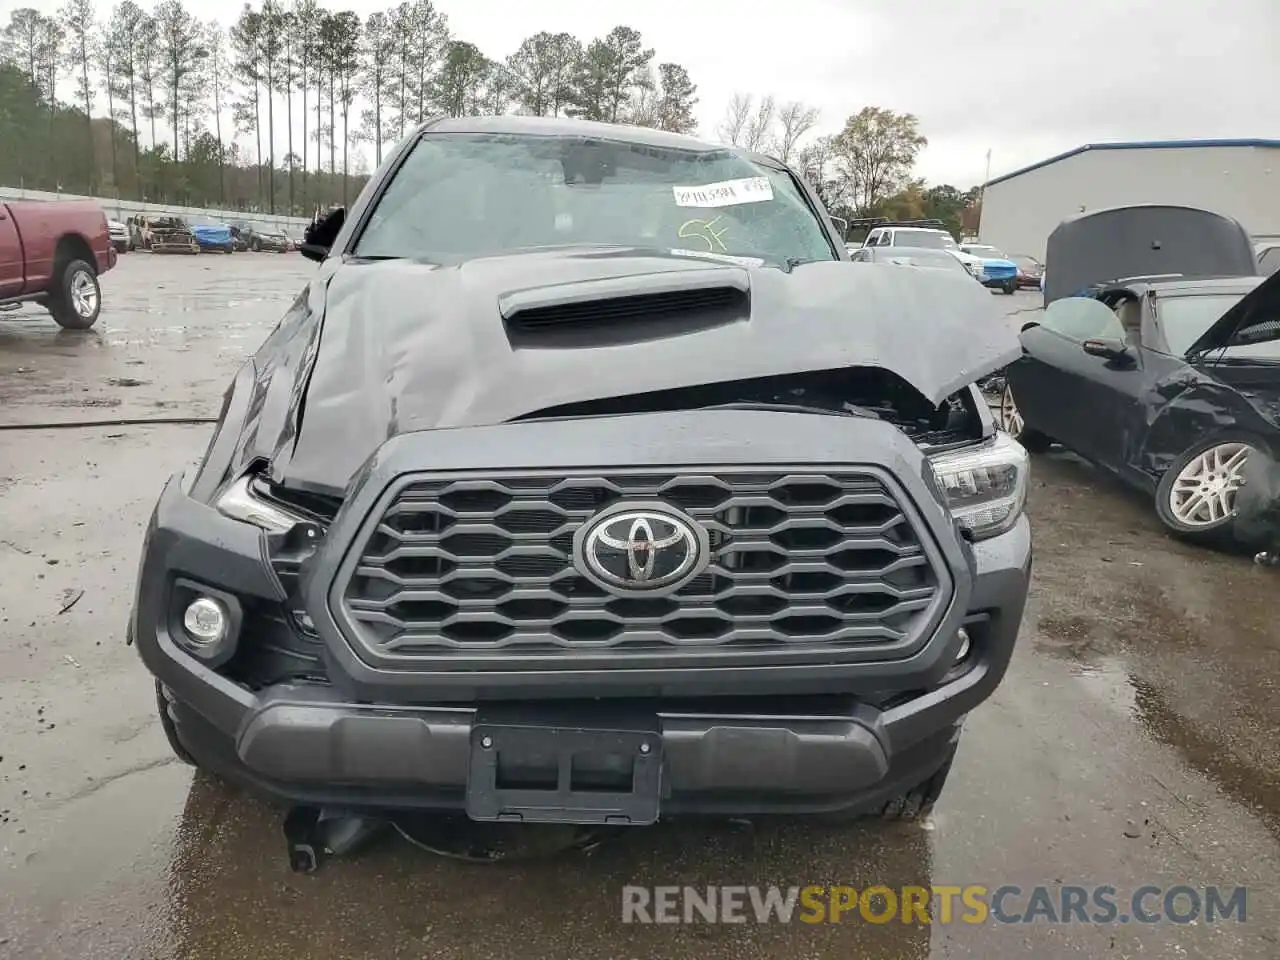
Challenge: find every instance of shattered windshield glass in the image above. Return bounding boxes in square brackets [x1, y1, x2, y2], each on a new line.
[355, 133, 838, 268]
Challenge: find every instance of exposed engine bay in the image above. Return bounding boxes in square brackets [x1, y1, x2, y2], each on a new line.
[516, 366, 984, 450]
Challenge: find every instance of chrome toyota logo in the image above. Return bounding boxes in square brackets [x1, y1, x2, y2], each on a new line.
[575, 505, 708, 592]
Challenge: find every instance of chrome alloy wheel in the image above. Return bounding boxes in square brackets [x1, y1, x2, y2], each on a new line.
[1168, 442, 1253, 527]
[998, 385, 1024, 436]
[70, 269, 98, 317]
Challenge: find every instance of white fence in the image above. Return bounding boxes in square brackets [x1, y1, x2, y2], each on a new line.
[0, 185, 312, 233]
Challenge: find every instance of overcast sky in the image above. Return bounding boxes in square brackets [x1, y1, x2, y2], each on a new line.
[5, 0, 1278, 186]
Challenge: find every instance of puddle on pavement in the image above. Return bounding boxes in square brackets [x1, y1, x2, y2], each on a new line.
[1130, 674, 1280, 841]
[1026, 454, 1280, 844]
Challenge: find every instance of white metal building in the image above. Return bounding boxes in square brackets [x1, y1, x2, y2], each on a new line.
[977, 139, 1280, 261]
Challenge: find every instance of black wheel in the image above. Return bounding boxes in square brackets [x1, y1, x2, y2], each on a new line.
[998, 384, 1052, 452]
[251, 238, 261, 252]
[48, 259, 101, 330]
[1154, 434, 1267, 545]
[1003, 279, 1017, 295]
[155, 680, 199, 767]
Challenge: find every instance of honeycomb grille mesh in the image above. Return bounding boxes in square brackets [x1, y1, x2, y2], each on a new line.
[337, 469, 944, 662]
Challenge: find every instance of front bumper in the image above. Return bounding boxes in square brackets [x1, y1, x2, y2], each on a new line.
[132, 414, 1032, 817]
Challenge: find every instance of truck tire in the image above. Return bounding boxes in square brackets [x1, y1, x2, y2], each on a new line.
[878, 751, 955, 821]
[49, 259, 101, 330]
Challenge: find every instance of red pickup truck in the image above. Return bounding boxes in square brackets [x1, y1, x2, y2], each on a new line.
[0, 200, 118, 329]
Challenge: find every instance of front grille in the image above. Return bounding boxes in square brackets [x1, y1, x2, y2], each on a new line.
[336, 468, 947, 665]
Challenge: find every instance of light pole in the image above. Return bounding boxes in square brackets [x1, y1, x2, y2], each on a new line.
[976, 148, 992, 236]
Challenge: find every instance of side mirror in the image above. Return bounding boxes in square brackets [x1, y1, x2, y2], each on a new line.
[301, 206, 347, 262]
[1082, 338, 1135, 364]
[829, 216, 848, 239]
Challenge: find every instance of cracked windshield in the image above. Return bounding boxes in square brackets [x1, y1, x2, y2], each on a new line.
[0, 0, 1277, 958]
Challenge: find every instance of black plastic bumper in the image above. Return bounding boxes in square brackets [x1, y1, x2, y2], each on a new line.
[132, 410, 1031, 817]
[134, 496, 1028, 816]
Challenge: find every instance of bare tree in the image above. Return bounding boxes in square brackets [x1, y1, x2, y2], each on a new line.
[96, 28, 117, 190]
[479, 59, 515, 116]
[154, 0, 206, 163]
[36, 16, 63, 130]
[276, 4, 296, 213]
[257, 0, 284, 212]
[775, 101, 819, 163]
[206, 21, 229, 204]
[104, 1, 147, 186]
[313, 9, 336, 181]
[406, 0, 448, 125]
[60, 0, 96, 189]
[135, 13, 160, 157]
[625, 65, 658, 127]
[742, 94, 775, 153]
[328, 10, 361, 205]
[230, 6, 263, 204]
[386, 2, 412, 137]
[716, 91, 752, 146]
[359, 11, 396, 165]
[292, 0, 321, 203]
[176, 34, 209, 165]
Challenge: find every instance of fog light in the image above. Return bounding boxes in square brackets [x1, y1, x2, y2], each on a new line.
[183, 597, 228, 645]
[955, 627, 971, 663]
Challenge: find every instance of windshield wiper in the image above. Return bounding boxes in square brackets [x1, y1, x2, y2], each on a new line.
[701, 400, 878, 419]
[785, 257, 828, 273]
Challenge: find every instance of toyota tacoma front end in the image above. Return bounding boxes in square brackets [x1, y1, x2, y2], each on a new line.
[130, 116, 1031, 826]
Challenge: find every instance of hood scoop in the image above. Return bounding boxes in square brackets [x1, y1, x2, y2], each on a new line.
[498, 266, 750, 346]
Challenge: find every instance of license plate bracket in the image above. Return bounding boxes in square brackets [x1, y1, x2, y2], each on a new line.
[465, 718, 663, 825]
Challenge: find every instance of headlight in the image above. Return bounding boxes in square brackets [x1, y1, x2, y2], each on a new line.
[929, 432, 1029, 540]
[215, 475, 306, 533]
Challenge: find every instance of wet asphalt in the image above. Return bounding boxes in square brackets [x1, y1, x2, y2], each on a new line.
[0, 255, 1277, 959]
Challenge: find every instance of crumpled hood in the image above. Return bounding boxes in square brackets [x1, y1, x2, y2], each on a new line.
[269, 249, 1019, 494]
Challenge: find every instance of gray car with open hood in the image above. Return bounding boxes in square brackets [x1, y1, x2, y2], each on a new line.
[1005, 203, 1280, 549]
[129, 116, 1032, 842]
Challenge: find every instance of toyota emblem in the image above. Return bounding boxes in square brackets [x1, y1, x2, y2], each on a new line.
[575, 504, 709, 593]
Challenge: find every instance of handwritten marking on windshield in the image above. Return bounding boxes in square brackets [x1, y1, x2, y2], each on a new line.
[678, 216, 730, 252]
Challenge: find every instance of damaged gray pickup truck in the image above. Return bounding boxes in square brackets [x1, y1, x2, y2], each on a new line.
[129, 116, 1031, 833]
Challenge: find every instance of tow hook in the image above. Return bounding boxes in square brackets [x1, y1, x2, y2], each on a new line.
[283, 806, 385, 873]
